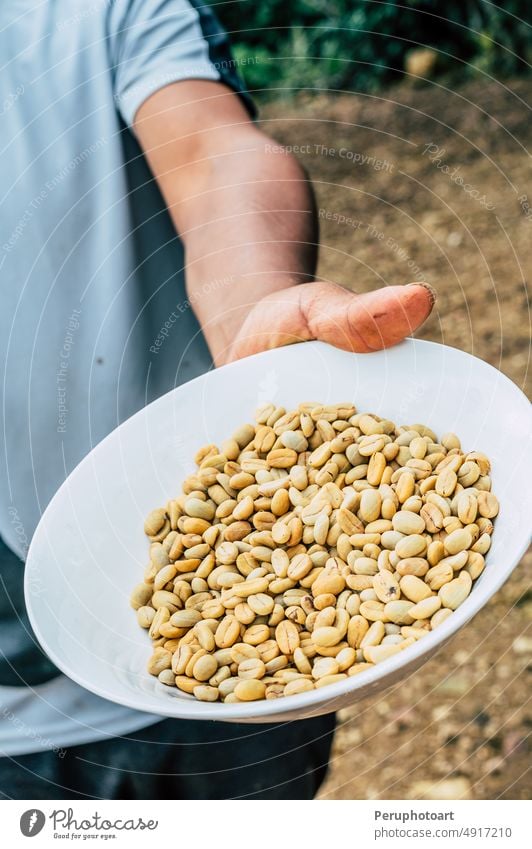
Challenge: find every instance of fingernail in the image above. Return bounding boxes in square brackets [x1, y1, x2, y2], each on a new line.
[408, 281, 437, 308]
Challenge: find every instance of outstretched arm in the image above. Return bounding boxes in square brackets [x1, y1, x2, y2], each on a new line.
[135, 80, 434, 365]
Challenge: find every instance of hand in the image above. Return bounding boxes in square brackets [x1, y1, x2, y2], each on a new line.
[224, 280, 436, 363]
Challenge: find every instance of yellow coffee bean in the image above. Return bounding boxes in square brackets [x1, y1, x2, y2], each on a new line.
[395, 534, 427, 559]
[312, 626, 342, 647]
[392, 511, 426, 535]
[373, 571, 400, 603]
[359, 489, 382, 523]
[238, 658, 266, 679]
[144, 508, 167, 537]
[215, 616, 241, 648]
[234, 679, 266, 701]
[439, 572, 472, 610]
[408, 596, 441, 619]
[284, 678, 315, 695]
[399, 575, 432, 603]
[444, 528, 472, 556]
[193, 654, 218, 681]
[275, 620, 300, 654]
[243, 623, 271, 646]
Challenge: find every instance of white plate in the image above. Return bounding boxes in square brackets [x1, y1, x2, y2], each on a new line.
[25, 340, 532, 723]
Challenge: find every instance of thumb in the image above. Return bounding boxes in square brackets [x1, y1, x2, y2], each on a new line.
[303, 282, 436, 353]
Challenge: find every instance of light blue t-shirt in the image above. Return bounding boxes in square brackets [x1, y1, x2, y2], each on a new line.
[0, 0, 253, 754]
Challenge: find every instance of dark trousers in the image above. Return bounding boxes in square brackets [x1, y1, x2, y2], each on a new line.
[1, 713, 335, 799]
[0, 535, 335, 799]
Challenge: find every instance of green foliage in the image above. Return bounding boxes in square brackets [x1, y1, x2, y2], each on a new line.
[212, 0, 532, 92]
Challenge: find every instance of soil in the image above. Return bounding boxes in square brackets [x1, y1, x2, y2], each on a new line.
[260, 79, 531, 800]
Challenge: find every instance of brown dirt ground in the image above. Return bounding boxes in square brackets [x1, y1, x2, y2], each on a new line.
[259, 79, 531, 800]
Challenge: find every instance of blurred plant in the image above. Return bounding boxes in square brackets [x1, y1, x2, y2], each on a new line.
[470, 1, 532, 76]
[213, 0, 532, 92]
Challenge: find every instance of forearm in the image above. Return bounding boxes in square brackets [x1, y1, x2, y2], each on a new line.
[180, 137, 318, 363]
[135, 80, 434, 368]
[134, 82, 317, 363]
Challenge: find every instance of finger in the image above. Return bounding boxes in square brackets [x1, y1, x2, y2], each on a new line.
[305, 282, 436, 353]
[347, 283, 436, 351]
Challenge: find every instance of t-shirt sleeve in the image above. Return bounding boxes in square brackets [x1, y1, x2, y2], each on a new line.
[108, 0, 256, 128]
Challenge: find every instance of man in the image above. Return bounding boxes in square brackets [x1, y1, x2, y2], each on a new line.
[0, 0, 434, 799]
